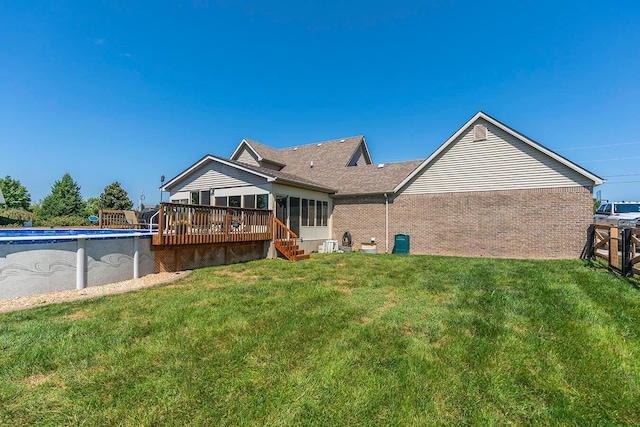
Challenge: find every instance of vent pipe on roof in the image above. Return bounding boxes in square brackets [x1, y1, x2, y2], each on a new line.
[310, 161, 314, 168]
[340, 139, 345, 143]
[317, 143, 322, 147]
[378, 164, 385, 168]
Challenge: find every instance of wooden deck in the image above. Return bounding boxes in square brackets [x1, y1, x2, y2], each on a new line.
[153, 202, 273, 247]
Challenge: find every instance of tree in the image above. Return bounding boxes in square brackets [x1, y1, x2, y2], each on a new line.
[100, 182, 133, 211]
[39, 173, 86, 219]
[0, 176, 31, 210]
[85, 197, 101, 216]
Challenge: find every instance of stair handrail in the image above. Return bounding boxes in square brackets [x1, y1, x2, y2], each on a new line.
[273, 217, 298, 240]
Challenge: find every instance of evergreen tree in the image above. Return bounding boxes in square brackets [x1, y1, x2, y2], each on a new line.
[39, 173, 85, 219]
[0, 175, 31, 210]
[100, 182, 134, 210]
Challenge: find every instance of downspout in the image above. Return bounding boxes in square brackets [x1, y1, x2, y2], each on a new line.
[384, 193, 389, 253]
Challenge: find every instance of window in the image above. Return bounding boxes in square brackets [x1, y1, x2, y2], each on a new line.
[308, 200, 315, 226]
[216, 194, 269, 209]
[200, 190, 211, 206]
[190, 191, 200, 205]
[243, 194, 255, 209]
[302, 199, 309, 226]
[229, 196, 241, 207]
[316, 201, 322, 226]
[598, 204, 611, 214]
[256, 194, 268, 210]
[322, 201, 328, 226]
[614, 203, 640, 213]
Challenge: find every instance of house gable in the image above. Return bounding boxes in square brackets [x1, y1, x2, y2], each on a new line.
[397, 112, 604, 195]
[234, 144, 261, 167]
[346, 140, 373, 166]
[162, 155, 277, 194]
[174, 160, 269, 193]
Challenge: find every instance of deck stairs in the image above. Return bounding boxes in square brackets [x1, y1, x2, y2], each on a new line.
[273, 218, 310, 261]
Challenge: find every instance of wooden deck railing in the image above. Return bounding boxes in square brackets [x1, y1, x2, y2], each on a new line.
[153, 202, 273, 246]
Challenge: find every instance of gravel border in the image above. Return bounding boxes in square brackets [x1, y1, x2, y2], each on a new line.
[0, 271, 192, 314]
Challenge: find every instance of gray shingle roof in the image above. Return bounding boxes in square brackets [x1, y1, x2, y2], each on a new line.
[222, 156, 337, 192]
[330, 160, 424, 195]
[242, 139, 286, 165]
[233, 135, 421, 195]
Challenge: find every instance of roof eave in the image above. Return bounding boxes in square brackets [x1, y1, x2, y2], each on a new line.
[272, 177, 336, 193]
[332, 190, 395, 198]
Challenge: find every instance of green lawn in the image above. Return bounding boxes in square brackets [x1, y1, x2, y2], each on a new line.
[1, 254, 639, 426]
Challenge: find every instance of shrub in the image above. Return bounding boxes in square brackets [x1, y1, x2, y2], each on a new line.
[39, 215, 90, 227]
[0, 208, 35, 226]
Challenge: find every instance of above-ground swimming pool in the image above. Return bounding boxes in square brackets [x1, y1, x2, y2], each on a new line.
[0, 228, 156, 299]
[0, 228, 154, 244]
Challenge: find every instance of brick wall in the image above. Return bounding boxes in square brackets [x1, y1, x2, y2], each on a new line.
[332, 186, 593, 259]
[332, 195, 387, 249]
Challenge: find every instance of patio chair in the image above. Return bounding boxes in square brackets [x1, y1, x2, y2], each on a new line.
[123, 211, 143, 229]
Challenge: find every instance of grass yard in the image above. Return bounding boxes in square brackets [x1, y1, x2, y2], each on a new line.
[1, 253, 639, 426]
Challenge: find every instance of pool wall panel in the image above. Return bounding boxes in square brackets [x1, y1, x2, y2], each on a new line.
[0, 237, 156, 299]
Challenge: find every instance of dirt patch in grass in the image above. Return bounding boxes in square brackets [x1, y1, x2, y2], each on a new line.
[24, 373, 56, 388]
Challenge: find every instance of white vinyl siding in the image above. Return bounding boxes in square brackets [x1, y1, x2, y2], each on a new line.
[169, 160, 268, 195]
[236, 147, 260, 167]
[403, 119, 593, 194]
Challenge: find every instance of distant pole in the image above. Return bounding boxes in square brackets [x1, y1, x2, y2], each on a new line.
[139, 190, 145, 211]
[160, 175, 165, 204]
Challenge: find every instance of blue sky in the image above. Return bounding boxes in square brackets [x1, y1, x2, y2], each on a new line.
[1, 1, 639, 206]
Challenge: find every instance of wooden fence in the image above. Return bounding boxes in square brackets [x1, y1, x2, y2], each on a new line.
[591, 225, 640, 276]
[153, 202, 273, 246]
[99, 210, 137, 229]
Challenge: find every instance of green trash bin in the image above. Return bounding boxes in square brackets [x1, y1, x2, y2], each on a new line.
[393, 234, 410, 254]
